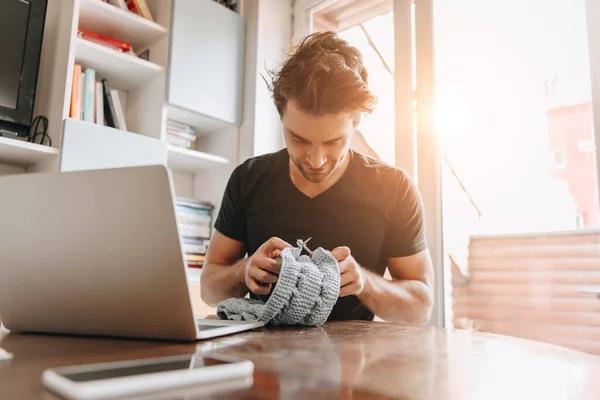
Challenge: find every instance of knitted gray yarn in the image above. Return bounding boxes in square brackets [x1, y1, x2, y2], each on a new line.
[216, 246, 340, 326]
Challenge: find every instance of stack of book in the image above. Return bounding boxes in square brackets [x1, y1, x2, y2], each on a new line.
[176, 197, 213, 268]
[166, 119, 196, 149]
[69, 63, 127, 131]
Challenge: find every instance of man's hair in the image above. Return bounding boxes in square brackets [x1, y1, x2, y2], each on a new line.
[267, 31, 377, 122]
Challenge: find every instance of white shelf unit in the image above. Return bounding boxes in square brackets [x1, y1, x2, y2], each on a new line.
[46, 0, 242, 204]
[73, 37, 163, 91]
[0, 137, 59, 169]
[78, 0, 168, 50]
[15, 0, 245, 187]
[19, 0, 246, 312]
[167, 145, 230, 173]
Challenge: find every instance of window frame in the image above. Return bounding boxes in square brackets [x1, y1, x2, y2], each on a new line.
[293, 0, 446, 328]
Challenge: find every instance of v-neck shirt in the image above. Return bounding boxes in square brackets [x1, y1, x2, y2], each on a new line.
[214, 148, 427, 321]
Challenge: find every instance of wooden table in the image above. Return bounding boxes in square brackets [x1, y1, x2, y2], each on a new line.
[1, 321, 600, 399]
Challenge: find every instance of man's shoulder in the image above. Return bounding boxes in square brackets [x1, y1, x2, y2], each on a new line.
[236, 149, 286, 171]
[232, 149, 287, 178]
[351, 151, 412, 186]
[229, 149, 288, 196]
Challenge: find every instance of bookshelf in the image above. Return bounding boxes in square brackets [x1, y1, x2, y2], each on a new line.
[167, 145, 230, 173]
[57, 0, 243, 191]
[166, 104, 236, 136]
[78, 0, 168, 50]
[74, 37, 164, 91]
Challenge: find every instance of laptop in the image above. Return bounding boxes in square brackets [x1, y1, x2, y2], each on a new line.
[0, 165, 263, 341]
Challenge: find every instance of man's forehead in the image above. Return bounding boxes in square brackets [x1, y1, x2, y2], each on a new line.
[282, 108, 354, 142]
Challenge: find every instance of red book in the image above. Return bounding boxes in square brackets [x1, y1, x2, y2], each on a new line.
[77, 29, 132, 53]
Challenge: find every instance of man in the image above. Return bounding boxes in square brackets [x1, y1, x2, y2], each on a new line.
[200, 31, 434, 324]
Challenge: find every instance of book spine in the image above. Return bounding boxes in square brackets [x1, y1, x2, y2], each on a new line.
[95, 82, 104, 125]
[83, 69, 96, 123]
[178, 223, 211, 239]
[110, 90, 127, 131]
[176, 213, 211, 224]
[132, 0, 154, 21]
[166, 128, 196, 142]
[79, 72, 85, 120]
[166, 119, 195, 134]
[70, 64, 82, 119]
[102, 79, 119, 129]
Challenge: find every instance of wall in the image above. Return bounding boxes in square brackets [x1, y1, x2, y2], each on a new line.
[0, 165, 26, 176]
[239, 0, 292, 162]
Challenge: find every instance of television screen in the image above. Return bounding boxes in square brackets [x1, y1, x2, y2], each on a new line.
[0, 0, 31, 110]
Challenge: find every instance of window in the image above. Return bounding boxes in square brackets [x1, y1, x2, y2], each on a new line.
[578, 138, 595, 153]
[552, 147, 567, 169]
[302, 0, 600, 356]
[434, 0, 600, 355]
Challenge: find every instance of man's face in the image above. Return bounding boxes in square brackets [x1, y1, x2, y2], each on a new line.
[282, 100, 355, 184]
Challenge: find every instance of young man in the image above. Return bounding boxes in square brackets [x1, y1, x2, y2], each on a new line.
[200, 31, 434, 324]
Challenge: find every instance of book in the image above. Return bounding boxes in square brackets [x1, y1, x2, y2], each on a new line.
[95, 81, 104, 125]
[166, 134, 193, 149]
[70, 64, 82, 119]
[79, 72, 85, 120]
[176, 197, 214, 210]
[179, 223, 211, 239]
[77, 29, 132, 54]
[110, 90, 127, 130]
[166, 128, 196, 142]
[167, 119, 195, 134]
[102, 79, 118, 129]
[83, 68, 96, 122]
[128, 0, 154, 21]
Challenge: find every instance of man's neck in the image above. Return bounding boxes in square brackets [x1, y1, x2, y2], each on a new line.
[289, 150, 351, 199]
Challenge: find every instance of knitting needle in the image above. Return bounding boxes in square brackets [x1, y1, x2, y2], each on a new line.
[297, 237, 314, 257]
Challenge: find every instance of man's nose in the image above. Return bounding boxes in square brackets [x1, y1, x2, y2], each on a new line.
[306, 146, 326, 168]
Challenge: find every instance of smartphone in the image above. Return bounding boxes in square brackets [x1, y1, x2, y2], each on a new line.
[42, 353, 254, 400]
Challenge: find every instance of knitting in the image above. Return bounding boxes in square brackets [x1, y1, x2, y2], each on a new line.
[216, 244, 340, 326]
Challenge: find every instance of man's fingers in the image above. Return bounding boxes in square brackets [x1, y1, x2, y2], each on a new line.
[260, 237, 292, 256]
[250, 264, 278, 284]
[270, 249, 282, 259]
[339, 283, 359, 297]
[254, 257, 281, 275]
[340, 270, 352, 287]
[331, 246, 351, 262]
[248, 279, 271, 295]
[338, 258, 350, 274]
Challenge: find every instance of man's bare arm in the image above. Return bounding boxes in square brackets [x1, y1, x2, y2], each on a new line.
[200, 231, 248, 307]
[200, 233, 293, 307]
[358, 249, 434, 324]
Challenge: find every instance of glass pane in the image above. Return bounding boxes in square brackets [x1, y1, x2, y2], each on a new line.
[434, 0, 600, 354]
[312, 9, 396, 166]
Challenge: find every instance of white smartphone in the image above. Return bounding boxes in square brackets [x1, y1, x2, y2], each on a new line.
[42, 353, 254, 400]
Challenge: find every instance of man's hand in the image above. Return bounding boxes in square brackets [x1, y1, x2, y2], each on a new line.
[244, 237, 292, 295]
[331, 246, 367, 297]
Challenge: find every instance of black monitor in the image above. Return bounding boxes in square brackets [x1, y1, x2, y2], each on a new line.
[0, 0, 47, 139]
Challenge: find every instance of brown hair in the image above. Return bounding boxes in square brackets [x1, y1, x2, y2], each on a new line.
[266, 31, 377, 122]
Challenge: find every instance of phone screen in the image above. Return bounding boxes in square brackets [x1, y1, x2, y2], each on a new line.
[59, 355, 233, 382]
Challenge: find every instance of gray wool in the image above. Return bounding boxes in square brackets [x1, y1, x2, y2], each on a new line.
[216, 246, 340, 326]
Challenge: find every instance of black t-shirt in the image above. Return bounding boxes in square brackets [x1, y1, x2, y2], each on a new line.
[214, 148, 427, 321]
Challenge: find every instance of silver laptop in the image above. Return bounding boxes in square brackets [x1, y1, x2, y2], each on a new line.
[0, 165, 263, 341]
